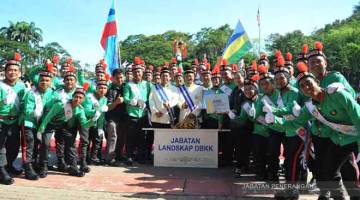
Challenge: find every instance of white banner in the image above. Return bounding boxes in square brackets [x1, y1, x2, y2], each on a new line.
[153, 129, 218, 168]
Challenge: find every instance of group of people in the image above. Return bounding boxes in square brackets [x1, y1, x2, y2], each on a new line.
[0, 41, 360, 200]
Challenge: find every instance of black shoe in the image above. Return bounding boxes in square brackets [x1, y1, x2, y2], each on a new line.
[68, 167, 85, 177]
[106, 159, 121, 167]
[57, 158, 69, 172]
[24, 163, 39, 180]
[80, 160, 91, 173]
[6, 165, 23, 176]
[89, 158, 101, 166]
[350, 197, 360, 200]
[39, 163, 48, 178]
[125, 158, 133, 166]
[0, 167, 14, 185]
[234, 167, 242, 178]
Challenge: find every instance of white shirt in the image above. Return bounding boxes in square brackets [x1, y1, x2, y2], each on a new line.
[178, 83, 204, 122]
[149, 84, 180, 124]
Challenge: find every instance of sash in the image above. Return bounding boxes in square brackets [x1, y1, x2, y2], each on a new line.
[305, 101, 357, 136]
[63, 102, 73, 121]
[59, 89, 69, 104]
[155, 84, 175, 124]
[31, 89, 44, 121]
[179, 85, 197, 112]
[220, 85, 233, 96]
[88, 94, 103, 121]
[0, 81, 20, 111]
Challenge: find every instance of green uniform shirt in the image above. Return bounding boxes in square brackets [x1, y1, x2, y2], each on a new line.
[271, 88, 360, 146]
[234, 96, 270, 137]
[123, 80, 151, 118]
[82, 93, 108, 129]
[37, 101, 92, 134]
[271, 87, 302, 137]
[21, 88, 54, 129]
[320, 71, 356, 98]
[0, 80, 26, 124]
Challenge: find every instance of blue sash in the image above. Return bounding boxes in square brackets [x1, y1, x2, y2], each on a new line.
[155, 84, 176, 125]
[179, 85, 196, 112]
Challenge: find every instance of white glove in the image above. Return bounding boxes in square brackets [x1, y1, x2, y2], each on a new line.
[327, 82, 345, 94]
[248, 107, 256, 118]
[101, 105, 108, 112]
[265, 112, 275, 124]
[292, 101, 301, 117]
[130, 99, 138, 106]
[227, 111, 236, 120]
[262, 103, 273, 113]
[137, 99, 146, 109]
[98, 129, 105, 138]
[37, 132, 42, 142]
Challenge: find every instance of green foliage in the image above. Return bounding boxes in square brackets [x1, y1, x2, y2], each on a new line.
[0, 21, 70, 73]
[120, 25, 234, 68]
[266, 2, 360, 73]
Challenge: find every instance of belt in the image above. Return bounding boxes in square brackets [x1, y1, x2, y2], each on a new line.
[0, 116, 16, 120]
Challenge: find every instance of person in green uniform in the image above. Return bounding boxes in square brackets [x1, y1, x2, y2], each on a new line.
[228, 74, 272, 180]
[0, 53, 26, 185]
[81, 80, 108, 169]
[307, 41, 358, 199]
[50, 68, 78, 172]
[21, 65, 54, 180]
[307, 41, 356, 98]
[264, 56, 305, 199]
[123, 62, 151, 165]
[37, 86, 93, 177]
[266, 62, 360, 200]
[257, 64, 284, 182]
[230, 70, 253, 177]
[218, 60, 236, 166]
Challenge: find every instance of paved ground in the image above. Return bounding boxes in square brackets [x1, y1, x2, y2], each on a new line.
[0, 138, 324, 200]
[1, 161, 324, 200]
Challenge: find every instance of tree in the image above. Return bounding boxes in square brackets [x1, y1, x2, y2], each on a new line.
[0, 21, 43, 47]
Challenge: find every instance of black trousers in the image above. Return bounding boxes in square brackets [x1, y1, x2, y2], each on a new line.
[232, 120, 253, 169]
[0, 123, 16, 167]
[251, 134, 268, 177]
[283, 136, 304, 183]
[79, 127, 89, 160]
[0, 122, 20, 167]
[319, 142, 360, 198]
[5, 123, 20, 167]
[54, 126, 66, 160]
[126, 116, 147, 160]
[40, 125, 78, 167]
[87, 127, 103, 161]
[22, 127, 40, 164]
[266, 130, 283, 178]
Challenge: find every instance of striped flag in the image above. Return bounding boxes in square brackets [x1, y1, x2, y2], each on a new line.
[100, 0, 119, 74]
[222, 20, 252, 64]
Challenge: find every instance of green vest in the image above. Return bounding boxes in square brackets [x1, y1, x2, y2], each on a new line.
[0, 80, 26, 124]
[21, 87, 53, 129]
[82, 93, 108, 129]
[123, 80, 151, 118]
[37, 101, 92, 134]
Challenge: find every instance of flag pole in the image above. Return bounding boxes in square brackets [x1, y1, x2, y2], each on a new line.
[118, 40, 122, 68]
[257, 6, 261, 56]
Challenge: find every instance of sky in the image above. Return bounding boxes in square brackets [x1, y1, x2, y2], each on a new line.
[0, 0, 358, 66]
